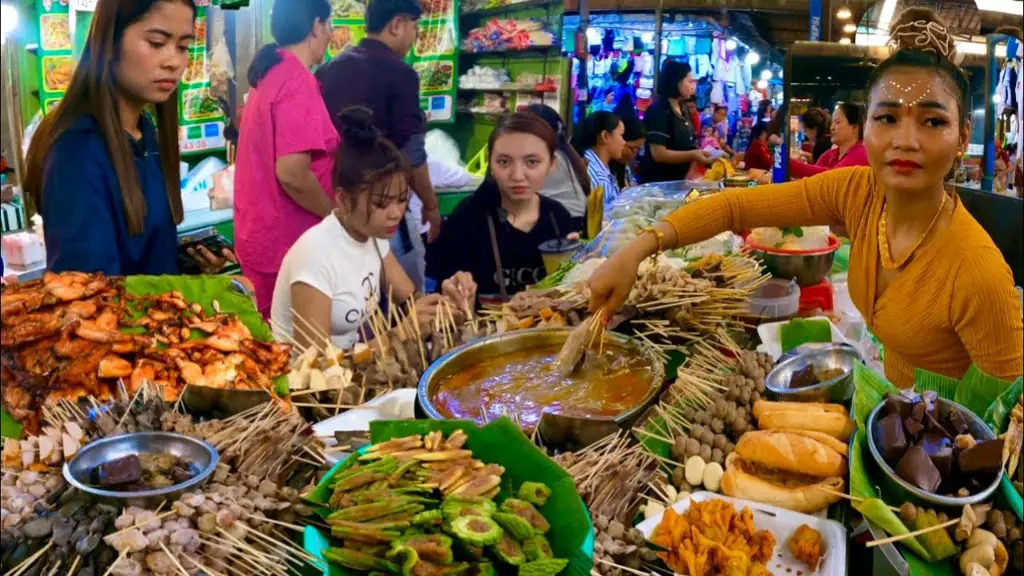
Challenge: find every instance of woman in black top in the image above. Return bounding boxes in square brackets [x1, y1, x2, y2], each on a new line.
[639, 60, 714, 183]
[426, 112, 572, 301]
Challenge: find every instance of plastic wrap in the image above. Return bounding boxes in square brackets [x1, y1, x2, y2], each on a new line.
[748, 226, 832, 251]
[602, 179, 722, 228]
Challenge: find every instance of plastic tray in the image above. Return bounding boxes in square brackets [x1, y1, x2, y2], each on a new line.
[636, 491, 848, 576]
[757, 316, 855, 361]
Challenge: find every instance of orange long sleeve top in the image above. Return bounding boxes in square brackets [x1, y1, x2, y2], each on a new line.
[664, 167, 1023, 388]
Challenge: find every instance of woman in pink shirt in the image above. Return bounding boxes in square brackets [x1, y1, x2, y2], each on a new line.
[234, 0, 337, 317]
[790, 102, 868, 179]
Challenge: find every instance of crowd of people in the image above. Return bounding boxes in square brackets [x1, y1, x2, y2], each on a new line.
[17, 0, 1022, 385]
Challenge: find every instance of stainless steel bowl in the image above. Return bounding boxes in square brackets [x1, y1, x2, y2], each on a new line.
[63, 432, 219, 507]
[418, 327, 665, 450]
[866, 398, 1003, 509]
[764, 344, 862, 403]
[748, 247, 837, 287]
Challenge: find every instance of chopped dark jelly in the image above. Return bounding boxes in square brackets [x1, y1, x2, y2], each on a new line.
[918, 433, 954, 479]
[948, 409, 970, 435]
[905, 404, 926, 438]
[876, 413, 908, 462]
[95, 455, 142, 487]
[896, 445, 943, 493]
[789, 365, 818, 389]
[884, 393, 916, 420]
[959, 439, 1005, 476]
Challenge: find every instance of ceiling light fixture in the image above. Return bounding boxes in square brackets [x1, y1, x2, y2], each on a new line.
[843, 23, 857, 34]
[725, 39, 738, 51]
[973, 0, 1023, 15]
[836, 6, 852, 20]
[839, 37, 852, 45]
[745, 52, 760, 66]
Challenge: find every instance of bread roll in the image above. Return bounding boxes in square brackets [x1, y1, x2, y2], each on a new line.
[775, 429, 849, 456]
[752, 400, 848, 420]
[757, 409, 855, 441]
[720, 454, 845, 514]
[734, 430, 848, 477]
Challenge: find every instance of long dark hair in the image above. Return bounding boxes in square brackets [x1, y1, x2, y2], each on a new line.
[610, 95, 645, 188]
[333, 107, 409, 212]
[657, 59, 693, 100]
[572, 111, 621, 156]
[799, 108, 830, 138]
[475, 112, 558, 206]
[835, 101, 865, 141]
[24, 0, 195, 235]
[867, 8, 971, 126]
[248, 0, 330, 88]
[524, 104, 590, 193]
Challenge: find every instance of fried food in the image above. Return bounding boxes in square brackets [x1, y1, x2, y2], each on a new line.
[651, 499, 776, 576]
[1, 272, 291, 432]
[787, 524, 823, 570]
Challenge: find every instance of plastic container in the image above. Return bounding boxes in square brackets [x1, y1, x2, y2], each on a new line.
[538, 238, 581, 275]
[747, 278, 801, 320]
[637, 491, 848, 576]
[757, 316, 855, 360]
[799, 279, 835, 315]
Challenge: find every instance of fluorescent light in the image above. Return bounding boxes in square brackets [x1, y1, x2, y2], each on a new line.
[725, 39, 738, 51]
[836, 6, 852, 20]
[0, 4, 18, 44]
[760, 70, 773, 81]
[839, 37, 852, 45]
[974, 0, 1023, 15]
[746, 52, 760, 66]
[954, 41, 1008, 57]
[757, 80, 768, 90]
[843, 23, 857, 34]
[877, 0, 897, 33]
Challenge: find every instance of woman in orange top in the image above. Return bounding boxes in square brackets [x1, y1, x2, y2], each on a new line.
[587, 9, 1023, 388]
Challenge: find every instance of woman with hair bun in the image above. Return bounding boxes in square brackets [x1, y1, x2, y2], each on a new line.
[234, 0, 337, 318]
[271, 108, 477, 351]
[586, 8, 1023, 388]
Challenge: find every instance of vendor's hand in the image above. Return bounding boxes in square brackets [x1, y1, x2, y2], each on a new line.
[587, 248, 643, 320]
[441, 271, 477, 312]
[567, 232, 580, 241]
[423, 206, 442, 243]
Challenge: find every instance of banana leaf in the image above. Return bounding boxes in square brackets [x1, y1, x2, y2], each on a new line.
[2, 275, 281, 439]
[954, 365, 1013, 418]
[303, 418, 593, 576]
[913, 369, 960, 405]
[984, 378, 1023, 521]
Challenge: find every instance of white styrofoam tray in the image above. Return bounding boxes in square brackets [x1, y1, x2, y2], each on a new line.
[756, 316, 854, 361]
[636, 491, 847, 576]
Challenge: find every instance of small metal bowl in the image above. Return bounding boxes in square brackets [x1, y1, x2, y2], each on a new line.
[63, 432, 219, 507]
[764, 344, 862, 404]
[866, 398, 1003, 509]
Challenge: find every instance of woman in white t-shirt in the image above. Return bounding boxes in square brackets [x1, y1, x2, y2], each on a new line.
[271, 108, 477, 350]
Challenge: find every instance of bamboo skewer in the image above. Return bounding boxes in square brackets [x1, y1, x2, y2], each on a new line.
[866, 518, 960, 548]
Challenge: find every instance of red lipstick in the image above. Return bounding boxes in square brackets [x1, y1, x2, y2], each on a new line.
[887, 159, 923, 174]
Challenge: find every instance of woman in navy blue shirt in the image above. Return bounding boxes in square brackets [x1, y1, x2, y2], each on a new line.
[24, 0, 196, 276]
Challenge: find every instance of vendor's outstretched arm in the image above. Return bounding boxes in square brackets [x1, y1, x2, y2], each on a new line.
[590, 167, 871, 315]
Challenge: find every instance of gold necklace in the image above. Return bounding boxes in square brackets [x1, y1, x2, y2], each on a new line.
[878, 194, 948, 270]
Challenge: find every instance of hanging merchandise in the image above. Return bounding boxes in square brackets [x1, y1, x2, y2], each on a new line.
[462, 18, 556, 53]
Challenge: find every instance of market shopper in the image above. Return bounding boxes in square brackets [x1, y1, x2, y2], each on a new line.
[574, 111, 626, 208]
[587, 8, 1024, 388]
[639, 60, 714, 183]
[610, 96, 646, 190]
[790, 102, 869, 179]
[797, 108, 833, 163]
[316, 0, 442, 293]
[23, 0, 195, 275]
[427, 112, 573, 300]
[272, 108, 476, 351]
[233, 0, 336, 318]
[742, 121, 773, 172]
[528, 104, 591, 234]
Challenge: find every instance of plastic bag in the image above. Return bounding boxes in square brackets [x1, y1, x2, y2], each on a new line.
[425, 129, 463, 167]
[209, 39, 234, 101]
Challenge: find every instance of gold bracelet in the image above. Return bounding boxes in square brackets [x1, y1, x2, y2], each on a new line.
[639, 226, 665, 255]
